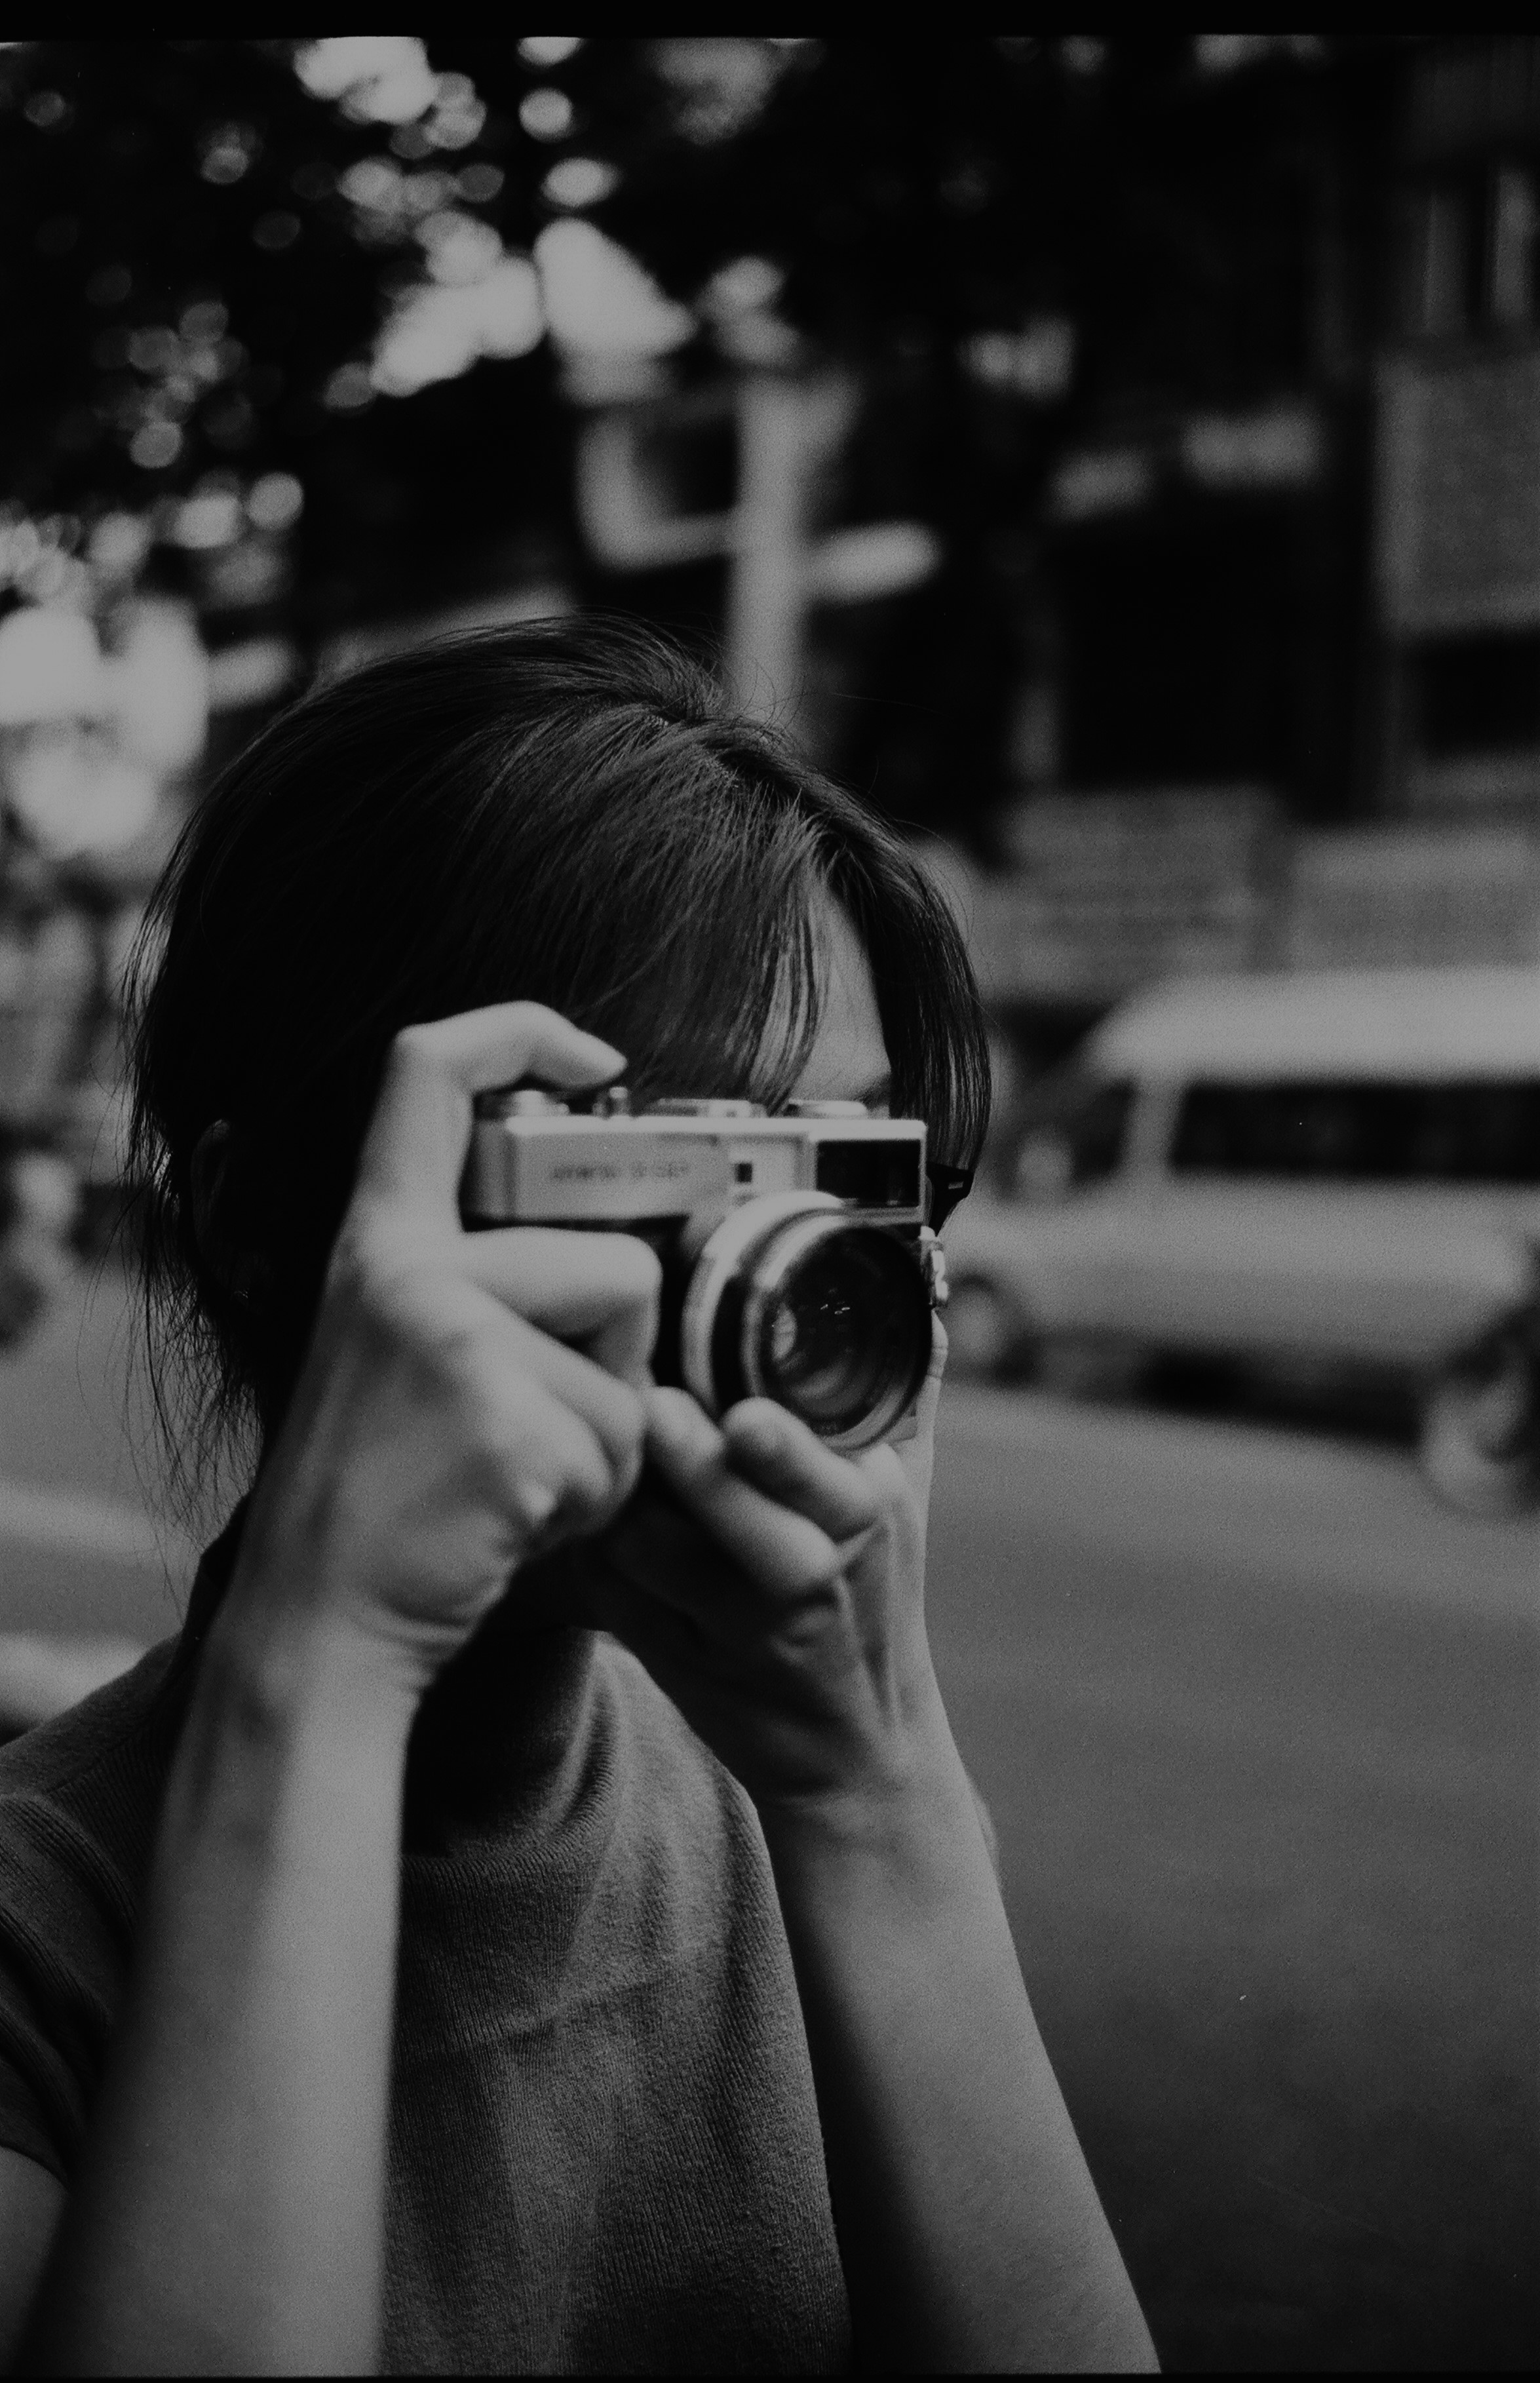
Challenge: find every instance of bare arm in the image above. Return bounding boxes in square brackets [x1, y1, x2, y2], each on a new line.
[592, 1375, 1158, 2373]
[20, 1597, 414, 2374]
[5, 1005, 655, 2374]
[763, 1734, 1156, 2372]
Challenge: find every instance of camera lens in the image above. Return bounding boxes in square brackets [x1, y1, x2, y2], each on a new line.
[752, 1223, 929, 1442]
[679, 1193, 934, 1449]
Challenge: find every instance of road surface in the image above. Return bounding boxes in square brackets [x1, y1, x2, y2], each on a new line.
[926, 1386, 1537, 2371]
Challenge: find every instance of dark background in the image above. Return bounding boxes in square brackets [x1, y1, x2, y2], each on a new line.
[0, 37, 1406, 828]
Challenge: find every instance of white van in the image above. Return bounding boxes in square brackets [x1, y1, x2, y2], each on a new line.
[942, 965, 1540, 1397]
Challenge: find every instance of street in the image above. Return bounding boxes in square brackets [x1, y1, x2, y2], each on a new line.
[927, 1387, 1537, 2370]
[2, 1256, 1537, 2371]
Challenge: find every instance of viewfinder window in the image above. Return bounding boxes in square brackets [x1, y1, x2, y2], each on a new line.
[815, 1139, 922, 1207]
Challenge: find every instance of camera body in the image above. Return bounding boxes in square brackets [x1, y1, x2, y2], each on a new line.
[462, 1087, 946, 1450]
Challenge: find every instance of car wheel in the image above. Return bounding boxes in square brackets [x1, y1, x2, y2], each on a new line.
[1418, 1329, 1540, 1519]
[944, 1273, 1031, 1382]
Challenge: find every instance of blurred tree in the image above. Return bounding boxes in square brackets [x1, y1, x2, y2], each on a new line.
[0, 38, 573, 642]
[554, 33, 1401, 831]
[3, 41, 378, 508]
[0, 36, 1408, 829]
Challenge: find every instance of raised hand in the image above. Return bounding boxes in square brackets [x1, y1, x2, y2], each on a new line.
[582, 1325, 951, 1814]
[232, 1003, 661, 1693]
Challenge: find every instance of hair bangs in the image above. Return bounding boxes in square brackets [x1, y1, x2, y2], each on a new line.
[125, 617, 990, 1504]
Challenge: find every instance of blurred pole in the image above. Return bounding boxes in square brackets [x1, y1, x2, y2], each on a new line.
[723, 371, 853, 729]
[574, 366, 940, 745]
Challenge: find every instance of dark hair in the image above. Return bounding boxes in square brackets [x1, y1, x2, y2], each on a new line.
[126, 615, 989, 1513]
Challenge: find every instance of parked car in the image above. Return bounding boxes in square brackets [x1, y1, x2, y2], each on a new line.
[942, 965, 1540, 1494]
[1417, 1238, 1540, 1517]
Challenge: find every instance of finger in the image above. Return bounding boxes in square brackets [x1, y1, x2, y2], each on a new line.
[602, 1469, 883, 1640]
[642, 1387, 847, 1597]
[477, 1303, 647, 1498]
[459, 1228, 661, 1389]
[718, 1399, 882, 1542]
[355, 1004, 624, 1216]
[472, 1363, 632, 1549]
[374, 1260, 647, 1505]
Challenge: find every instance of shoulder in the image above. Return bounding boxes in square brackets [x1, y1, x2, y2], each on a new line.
[0, 1503, 242, 1886]
[0, 1635, 184, 1863]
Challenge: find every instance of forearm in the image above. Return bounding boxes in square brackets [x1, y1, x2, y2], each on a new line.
[761, 1719, 1157, 2375]
[21, 1581, 416, 2376]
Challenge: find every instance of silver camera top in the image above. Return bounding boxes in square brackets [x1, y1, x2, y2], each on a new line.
[462, 1083, 943, 1450]
[463, 1085, 927, 1230]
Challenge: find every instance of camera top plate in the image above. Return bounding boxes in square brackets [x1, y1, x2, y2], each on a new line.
[461, 1094, 926, 1228]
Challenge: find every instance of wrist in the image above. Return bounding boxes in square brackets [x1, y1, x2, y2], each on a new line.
[203, 1547, 424, 1758]
[754, 1696, 978, 1874]
[158, 1557, 417, 1901]
[227, 1464, 444, 1709]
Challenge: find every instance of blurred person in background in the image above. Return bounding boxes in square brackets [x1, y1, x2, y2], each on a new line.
[0, 1142, 75, 1348]
[0, 619, 1155, 2373]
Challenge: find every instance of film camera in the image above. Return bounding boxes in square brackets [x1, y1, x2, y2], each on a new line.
[461, 1086, 952, 1451]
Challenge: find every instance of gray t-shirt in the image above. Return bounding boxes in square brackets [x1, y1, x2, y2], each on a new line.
[0, 1521, 851, 2373]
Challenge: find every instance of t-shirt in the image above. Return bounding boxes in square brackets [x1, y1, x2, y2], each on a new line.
[0, 1517, 851, 2373]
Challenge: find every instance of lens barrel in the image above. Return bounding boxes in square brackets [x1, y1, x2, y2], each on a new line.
[680, 1193, 933, 1450]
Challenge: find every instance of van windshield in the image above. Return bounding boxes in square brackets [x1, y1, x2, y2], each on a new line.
[1170, 1078, 1540, 1184]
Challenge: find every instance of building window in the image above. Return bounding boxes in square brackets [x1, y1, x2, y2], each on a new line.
[1402, 161, 1540, 339]
[1490, 163, 1539, 324]
[1416, 632, 1540, 757]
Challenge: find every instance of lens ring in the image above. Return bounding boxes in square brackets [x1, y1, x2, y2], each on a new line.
[678, 1192, 845, 1420]
[741, 1213, 933, 1450]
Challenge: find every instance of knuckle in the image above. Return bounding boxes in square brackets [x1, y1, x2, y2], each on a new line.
[619, 1235, 664, 1306]
[860, 1453, 907, 1521]
[328, 1217, 411, 1315]
[557, 1412, 630, 1525]
[581, 1231, 662, 1312]
[385, 1020, 440, 1077]
[324, 1222, 392, 1321]
[589, 1437, 632, 1515]
[833, 1454, 887, 1521]
[588, 1393, 646, 1514]
[507, 1370, 644, 1526]
[325, 1229, 485, 1389]
[466, 1416, 522, 1503]
[602, 1379, 648, 1472]
[466, 1381, 573, 1503]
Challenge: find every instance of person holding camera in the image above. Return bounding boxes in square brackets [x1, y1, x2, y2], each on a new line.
[0, 621, 1155, 2373]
